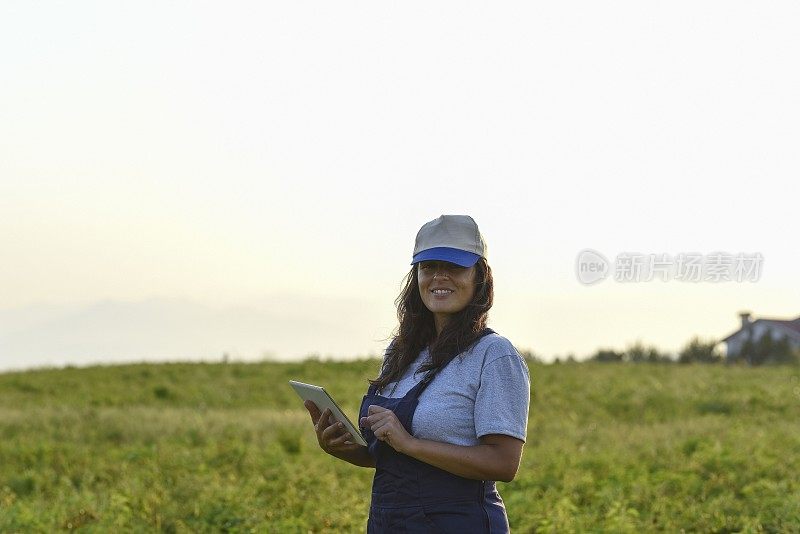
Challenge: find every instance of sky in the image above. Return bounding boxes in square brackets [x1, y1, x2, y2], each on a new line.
[1, 1, 799, 372]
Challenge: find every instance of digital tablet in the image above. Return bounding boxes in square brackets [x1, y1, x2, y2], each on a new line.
[289, 380, 368, 447]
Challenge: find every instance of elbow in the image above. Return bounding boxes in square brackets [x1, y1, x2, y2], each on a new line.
[480, 437, 524, 483]
[496, 466, 518, 483]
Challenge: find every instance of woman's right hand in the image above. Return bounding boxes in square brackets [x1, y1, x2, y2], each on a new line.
[304, 400, 365, 457]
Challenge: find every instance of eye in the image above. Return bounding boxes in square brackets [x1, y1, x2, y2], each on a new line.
[442, 263, 465, 273]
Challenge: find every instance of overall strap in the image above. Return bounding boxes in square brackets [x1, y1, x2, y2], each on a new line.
[410, 327, 496, 399]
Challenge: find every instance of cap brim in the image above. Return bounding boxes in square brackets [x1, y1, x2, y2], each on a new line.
[411, 247, 481, 267]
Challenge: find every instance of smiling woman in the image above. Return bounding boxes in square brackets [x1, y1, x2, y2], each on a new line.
[418, 260, 476, 334]
[304, 214, 531, 533]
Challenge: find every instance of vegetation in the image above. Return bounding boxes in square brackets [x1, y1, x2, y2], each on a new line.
[589, 341, 671, 364]
[738, 334, 800, 366]
[678, 336, 724, 364]
[1, 359, 799, 532]
[590, 335, 800, 366]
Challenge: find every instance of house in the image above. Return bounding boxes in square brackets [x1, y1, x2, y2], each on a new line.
[721, 311, 800, 363]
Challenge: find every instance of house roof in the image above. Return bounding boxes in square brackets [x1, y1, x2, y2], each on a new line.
[721, 315, 800, 343]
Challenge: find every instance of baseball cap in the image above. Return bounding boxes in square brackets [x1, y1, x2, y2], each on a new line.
[411, 215, 487, 267]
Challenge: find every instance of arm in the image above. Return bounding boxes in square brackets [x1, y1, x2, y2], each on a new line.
[330, 442, 376, 468]
[305, 401, 376, 468]
[360, 351, 530, 481]
[360, 405, 524, 482]
[407, 433, 524, 482]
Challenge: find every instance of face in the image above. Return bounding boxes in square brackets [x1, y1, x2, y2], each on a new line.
[417, 260, 477, 322]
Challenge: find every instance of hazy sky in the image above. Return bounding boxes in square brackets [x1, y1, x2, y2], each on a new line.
[2, 2, 799, 371]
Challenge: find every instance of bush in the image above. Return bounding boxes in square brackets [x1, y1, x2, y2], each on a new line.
[589, 342, 672, 363]
[765, 335, 799, 365]
[740, 334, 799, 366]
[678, 337, 723, 364]
[623, 341, 672, 363]
[590, 349, 623, 362]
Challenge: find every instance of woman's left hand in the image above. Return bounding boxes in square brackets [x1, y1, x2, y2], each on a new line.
[360, 405, 416, 455]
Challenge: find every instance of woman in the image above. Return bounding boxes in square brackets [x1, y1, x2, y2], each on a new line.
[305, 214, 531, 533]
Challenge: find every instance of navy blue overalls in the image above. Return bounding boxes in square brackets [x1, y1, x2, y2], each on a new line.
[358, 330, 510, 533]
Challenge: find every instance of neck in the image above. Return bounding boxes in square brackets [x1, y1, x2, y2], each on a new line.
[433, 314, 449, 338]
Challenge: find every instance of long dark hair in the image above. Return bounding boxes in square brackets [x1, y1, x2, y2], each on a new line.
[369, 257, 494, 392]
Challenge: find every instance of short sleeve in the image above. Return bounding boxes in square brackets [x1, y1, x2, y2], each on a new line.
[474, 353, 531, 442]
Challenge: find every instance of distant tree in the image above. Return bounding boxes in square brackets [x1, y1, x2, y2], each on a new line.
[624, 341, 672, 363]
[763, 334, 798, 365]
[772, 335, 791, 362]
[590, 349, 624, 362]
[732, 333, 799, 366]
[752, 333, 774, 366]
[739, 337, 756, 365]
[678, 337, 723, 364]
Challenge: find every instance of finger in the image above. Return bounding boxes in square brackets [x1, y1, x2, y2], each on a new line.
[372, 420, 394, 432]
[371, 420, 392, 436]
[365, 411, 393, 428]
[329, 429, 354, 447]
[305, 400, 321, 423]
[365, 408, 393, 421]
[316, 408, 333, 432]
[368, 405, 388, 415]
[321, 420, 346, 442]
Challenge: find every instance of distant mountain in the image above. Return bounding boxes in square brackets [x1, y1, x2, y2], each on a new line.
[0, 296, 393, 372]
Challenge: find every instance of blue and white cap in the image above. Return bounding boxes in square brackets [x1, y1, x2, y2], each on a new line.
[411, 215, 487, 267]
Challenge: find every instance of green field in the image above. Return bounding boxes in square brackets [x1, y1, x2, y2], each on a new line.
[1, 359, 799, 533]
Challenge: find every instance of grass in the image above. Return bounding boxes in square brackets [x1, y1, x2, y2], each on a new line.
[1, 360, 799, 532]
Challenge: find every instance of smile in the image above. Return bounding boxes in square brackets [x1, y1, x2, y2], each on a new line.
[431, 289, 454, 295]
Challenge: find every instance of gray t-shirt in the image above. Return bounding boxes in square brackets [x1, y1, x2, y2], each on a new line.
[376, 333, 531, 447]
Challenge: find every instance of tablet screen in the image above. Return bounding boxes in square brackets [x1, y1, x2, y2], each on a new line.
[289, 380, 368, 447]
